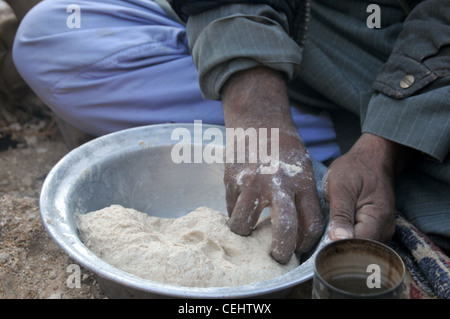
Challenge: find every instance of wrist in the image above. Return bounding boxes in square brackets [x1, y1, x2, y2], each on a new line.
[353, 133, 413, 176]
[221, 66, 293, 129]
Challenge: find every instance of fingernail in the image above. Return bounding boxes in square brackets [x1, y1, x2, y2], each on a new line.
[332, 227, 352, 240]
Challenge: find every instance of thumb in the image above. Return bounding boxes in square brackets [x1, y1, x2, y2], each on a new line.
[329, 219, 354, 240]
[323, 170, 355, 241]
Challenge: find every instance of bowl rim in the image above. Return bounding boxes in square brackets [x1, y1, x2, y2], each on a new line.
[39, 123, 330, 298]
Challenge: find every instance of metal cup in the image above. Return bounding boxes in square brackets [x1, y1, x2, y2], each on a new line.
[312, 238, 405, 299]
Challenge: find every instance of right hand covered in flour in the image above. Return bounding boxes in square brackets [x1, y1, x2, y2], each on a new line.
[221, 67, 325, 264]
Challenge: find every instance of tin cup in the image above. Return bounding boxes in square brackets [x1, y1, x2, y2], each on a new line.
[312, 238, 405, 299]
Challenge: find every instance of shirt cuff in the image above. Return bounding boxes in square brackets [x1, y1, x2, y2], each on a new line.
[186, 4, 303, 100]
[362, 76, 450, 162]
[371, 0, 450, 99]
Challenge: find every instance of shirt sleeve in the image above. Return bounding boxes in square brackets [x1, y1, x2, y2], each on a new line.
[362, 0, 450, 162]
[167, 0, 297, 25]
[182, 3, 304, 100]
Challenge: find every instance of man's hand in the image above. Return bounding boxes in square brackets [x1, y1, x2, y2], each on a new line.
[323, 132, 410, 243]
[221, 67, 325, 264]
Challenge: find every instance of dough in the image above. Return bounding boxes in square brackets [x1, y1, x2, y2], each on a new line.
[77, 205, 299, 287]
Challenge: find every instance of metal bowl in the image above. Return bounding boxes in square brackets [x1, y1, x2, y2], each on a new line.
[40, 123, 330, 298]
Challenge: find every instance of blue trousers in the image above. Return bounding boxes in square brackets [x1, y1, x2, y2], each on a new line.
[12, 0, 340, 163]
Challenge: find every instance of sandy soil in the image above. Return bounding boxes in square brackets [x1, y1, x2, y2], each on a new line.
[0, 116, 107, 299]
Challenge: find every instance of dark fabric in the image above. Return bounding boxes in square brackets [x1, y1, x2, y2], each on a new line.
[372, 0, 450, 100]
[167, 0, 310, 46]
[167, 0, 298, 23]
[168, 0, 450, 255]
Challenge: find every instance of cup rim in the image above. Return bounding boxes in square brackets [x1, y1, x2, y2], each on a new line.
[313, 238, 406, 297]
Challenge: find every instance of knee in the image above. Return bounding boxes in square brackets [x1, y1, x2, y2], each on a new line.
[12, 0, 80, 105]
[12, 0, 76, 66]
[14, 0, 55, 43]
[12, 1, 56, 79]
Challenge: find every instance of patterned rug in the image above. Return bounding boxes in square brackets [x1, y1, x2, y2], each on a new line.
[391, 213, 450, 299]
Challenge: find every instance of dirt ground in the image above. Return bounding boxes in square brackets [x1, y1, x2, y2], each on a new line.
[0, 0, 108, 299]
[0, 116, 108, 299]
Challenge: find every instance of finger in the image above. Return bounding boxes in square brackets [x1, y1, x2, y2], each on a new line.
[269, 193, 298, 264]
[322, 168, 332, 204]
[322, 166, 357, 240]
[354, 206, 395, 243]
[223, 165, 251, 217]
[224, 178, 239, 217]
[227, 189, 265, 237]
[295, 186, 325, 253]
[327, 184, 356, 241]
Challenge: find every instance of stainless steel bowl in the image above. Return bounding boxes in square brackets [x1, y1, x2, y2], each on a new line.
[40, 123, 330, 298]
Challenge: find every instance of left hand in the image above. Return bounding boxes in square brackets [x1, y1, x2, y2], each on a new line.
[322, 133, 409, 243]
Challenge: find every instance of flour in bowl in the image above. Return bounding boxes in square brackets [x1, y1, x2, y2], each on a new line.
[77, 205, 299, 287]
